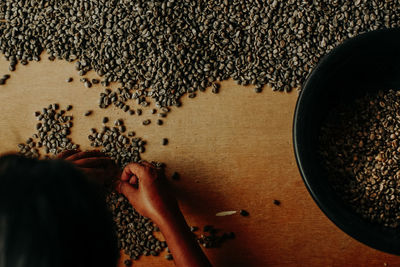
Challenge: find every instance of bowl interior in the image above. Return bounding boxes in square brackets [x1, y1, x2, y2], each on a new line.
[294, 28, 400, 254]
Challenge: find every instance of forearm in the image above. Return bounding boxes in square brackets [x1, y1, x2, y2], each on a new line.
[155, 209, 212, 267]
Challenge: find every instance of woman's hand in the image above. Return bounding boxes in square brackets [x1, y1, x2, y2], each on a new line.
[57, 150, 121, 185]
[118, 161, 212, 267]
[118, 161, 179, 224]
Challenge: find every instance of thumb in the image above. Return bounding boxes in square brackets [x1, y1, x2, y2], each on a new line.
[119, 181, 139, 204]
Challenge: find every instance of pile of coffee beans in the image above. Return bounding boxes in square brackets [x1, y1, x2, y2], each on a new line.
[319, 89, 400, 228]
[1, 0, 400, 102]
[87, 119, 145, 167]
[106, 191, 167, 260]
[18, 104, 79, 158]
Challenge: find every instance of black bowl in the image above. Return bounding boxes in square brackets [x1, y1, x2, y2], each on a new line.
[293, 28, 400, 254]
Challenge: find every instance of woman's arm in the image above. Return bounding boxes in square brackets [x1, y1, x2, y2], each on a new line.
[119, 162, 212, 267]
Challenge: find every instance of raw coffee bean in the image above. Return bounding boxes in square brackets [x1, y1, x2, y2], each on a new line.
[84, 81, 92, 88]
[142, 119, 151, 126]
[171, 172, 180, 180]
[254, 85, 263, 93]
[239, 210, 249, 216]
[203, 225, 213, 232]
[212, 83, 220, 94]
[124, 259, 132, 266]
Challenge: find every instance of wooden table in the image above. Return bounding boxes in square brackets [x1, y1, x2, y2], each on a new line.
[0, 55, 398, 267]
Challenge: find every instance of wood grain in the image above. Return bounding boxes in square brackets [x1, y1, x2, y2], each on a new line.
[0, 55, 398, 267]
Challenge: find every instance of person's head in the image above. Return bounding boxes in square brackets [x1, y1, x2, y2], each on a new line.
[0, 154, 118, 267]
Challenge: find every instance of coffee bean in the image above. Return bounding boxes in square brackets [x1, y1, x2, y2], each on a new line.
[239, 210, 249, 216]
[171, 172, 180, 180]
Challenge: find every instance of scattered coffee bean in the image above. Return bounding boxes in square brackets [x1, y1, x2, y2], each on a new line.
[165, 254, 173, 261]
[239, 210, 249, 217]
[142, 119, 151, 126]
[212, 83, 220, 94]
[162, 138, 168, 146]
[66, 77, 73, 83]
[203, 225, 213, 232]
[171, 172, 180, 180]
[157, 119, 163, 126]
[123, 259, 132, 266]
[273, 200, 281, 206]
[254, 85, 263, 93]
[84, 110, 92, 116]
[84, 81, 92, 88]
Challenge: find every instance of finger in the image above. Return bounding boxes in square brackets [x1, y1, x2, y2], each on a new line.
[120, 181, 139, 203]
[121, 162, 147, 182]
[65, 151, 106, 161]
[129, 175, 138, 187]
[57, 149, 80, 159]
[140, 161, 153, 168]
[73, 157, 114, 168]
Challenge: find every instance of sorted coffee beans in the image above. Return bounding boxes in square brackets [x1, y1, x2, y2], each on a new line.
[319, 89, 400, 228]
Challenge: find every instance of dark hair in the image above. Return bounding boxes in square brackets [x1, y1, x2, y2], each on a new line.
[0, 154, 118, 267]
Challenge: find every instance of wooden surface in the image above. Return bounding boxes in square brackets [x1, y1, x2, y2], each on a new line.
[0, 54, 399, 267]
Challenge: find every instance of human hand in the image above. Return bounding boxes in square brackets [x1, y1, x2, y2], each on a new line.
[57, 150, 121, 185]
[118, 161, 180, 224]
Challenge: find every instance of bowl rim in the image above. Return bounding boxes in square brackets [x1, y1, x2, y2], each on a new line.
[293, 28, 400, 255]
